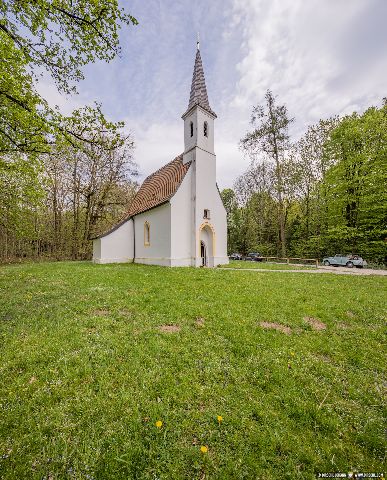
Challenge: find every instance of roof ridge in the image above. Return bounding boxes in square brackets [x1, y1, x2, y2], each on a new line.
[143, 153, 183, 182]
[126, 153, 190, 217]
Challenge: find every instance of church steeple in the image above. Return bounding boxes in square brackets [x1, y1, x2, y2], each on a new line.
[183, 43, 216, 119]
[182, 42, 216, 158]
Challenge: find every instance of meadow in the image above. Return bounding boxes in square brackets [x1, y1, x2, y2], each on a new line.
[0, 262, 385, 479]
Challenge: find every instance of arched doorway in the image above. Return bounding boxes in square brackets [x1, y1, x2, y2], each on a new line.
[199, 223, 215, 267]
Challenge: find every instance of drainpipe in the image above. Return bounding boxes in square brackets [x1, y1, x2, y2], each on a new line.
[133, 217, 136, 263]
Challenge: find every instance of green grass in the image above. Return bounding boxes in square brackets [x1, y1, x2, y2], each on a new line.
[0, 262, 386, 479]
[220, 260, 315, 270]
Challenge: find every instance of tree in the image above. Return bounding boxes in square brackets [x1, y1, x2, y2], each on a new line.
[0, 153, 44, 259]
[0, 0, 138, 155]
[231, 98, 386, 264]
[220, 188, 241, 254]
[292, 117, 338, 241]
[323, 105, 387, 262]
[46, 106, 137, 259]
[240, 90, 294, 256]
[0, 104, 138, 261]
[0, 2, 139, 261]
[234, 161, 280, 255]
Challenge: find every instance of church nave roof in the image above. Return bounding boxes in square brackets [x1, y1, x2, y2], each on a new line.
[126, 153, 191, 217]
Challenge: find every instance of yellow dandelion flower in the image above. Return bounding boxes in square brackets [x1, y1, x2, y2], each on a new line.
[155, 420, 163, 428]
[200, 446, 208, 454]
[290, 352, 295, 356]
[217, 415, 223, 423]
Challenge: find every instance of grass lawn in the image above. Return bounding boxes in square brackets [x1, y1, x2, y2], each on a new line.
[220, 261, 315, 270]
[0, 262, 385, 479]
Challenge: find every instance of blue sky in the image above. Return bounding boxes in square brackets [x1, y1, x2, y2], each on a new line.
[38, 0, 387, 188]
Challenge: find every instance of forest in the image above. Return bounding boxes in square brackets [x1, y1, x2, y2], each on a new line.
[0, 0, 139, 261]
[221, 92, 387, 265]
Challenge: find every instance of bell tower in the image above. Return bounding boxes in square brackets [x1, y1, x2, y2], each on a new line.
[182, 40, 217, 163]
[181, 41, 224, 267]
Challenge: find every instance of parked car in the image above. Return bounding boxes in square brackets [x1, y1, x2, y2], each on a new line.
[322, 254, 367, 268]
[244, 252, 264, 262]
[229, 253, 243, 260]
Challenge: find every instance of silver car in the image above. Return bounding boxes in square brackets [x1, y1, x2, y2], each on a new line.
[322, 254, 367, 268]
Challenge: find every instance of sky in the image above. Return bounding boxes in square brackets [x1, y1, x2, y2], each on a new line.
[37, 0, 387, 189]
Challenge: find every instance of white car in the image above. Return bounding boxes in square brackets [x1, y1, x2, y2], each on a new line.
[322, 254, 367, 268]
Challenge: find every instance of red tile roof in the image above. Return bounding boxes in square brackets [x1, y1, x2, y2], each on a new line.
[127, 153, 191, 217]
[92, 154, 191, 239]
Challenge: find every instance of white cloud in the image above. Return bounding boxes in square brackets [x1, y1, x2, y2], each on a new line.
[124, 119, 183, 181]
[227, 0, 387, 139]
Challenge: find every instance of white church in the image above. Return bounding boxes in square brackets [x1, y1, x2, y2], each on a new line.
[92, 44, 228, 267]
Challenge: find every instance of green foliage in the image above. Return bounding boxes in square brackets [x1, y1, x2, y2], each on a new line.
[0, 262, 385, 478]
[220, 189, 243, 253]
[0, 33, 49, 155]
[235, 101, 387, 264]
[0, 0, 138, 260]
[0, 0, 138, 94]
[0, 105, 137, 261]
[0, 154, 44, 246]
[321, 105, 387, 262]
[0, 0, 137, 154]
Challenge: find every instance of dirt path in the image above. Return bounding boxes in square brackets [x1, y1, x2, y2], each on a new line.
[218, 266, 387, 276]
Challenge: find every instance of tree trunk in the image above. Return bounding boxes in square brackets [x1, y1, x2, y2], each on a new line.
[268, 99, 286, 257]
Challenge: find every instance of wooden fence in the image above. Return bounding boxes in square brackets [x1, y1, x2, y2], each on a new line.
[260, 257, 319, 267]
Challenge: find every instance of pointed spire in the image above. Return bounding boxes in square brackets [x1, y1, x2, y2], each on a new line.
[183, 43, 216, 118]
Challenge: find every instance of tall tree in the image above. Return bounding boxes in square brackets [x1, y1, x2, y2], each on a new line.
[0, 153, 43, 258]
[240, 90, 294, 256]
[323, 105, 387, 261]
[0, 105, 137, 261]
[0, 0, 138, 155]
[293, 117, 339, 239]
[47, 106, 137, 259]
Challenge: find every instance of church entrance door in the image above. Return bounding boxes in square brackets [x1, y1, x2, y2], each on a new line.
[200, 241, 207, 266]
[199, 224, 214, 267]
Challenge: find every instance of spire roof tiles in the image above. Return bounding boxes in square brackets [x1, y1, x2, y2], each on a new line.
[183, 48, 216, 118]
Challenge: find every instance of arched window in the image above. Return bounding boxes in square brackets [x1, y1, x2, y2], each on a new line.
[144, 222, 150, 246]
[190, 121, 194, 137]
[204, 121, 208, 137]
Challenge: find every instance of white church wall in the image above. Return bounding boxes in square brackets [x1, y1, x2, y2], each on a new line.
[93, 219, 134, 264]
[194, 148, 229, 267]
[134, 203, 171, 266]
[170, 167, 192, 267]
